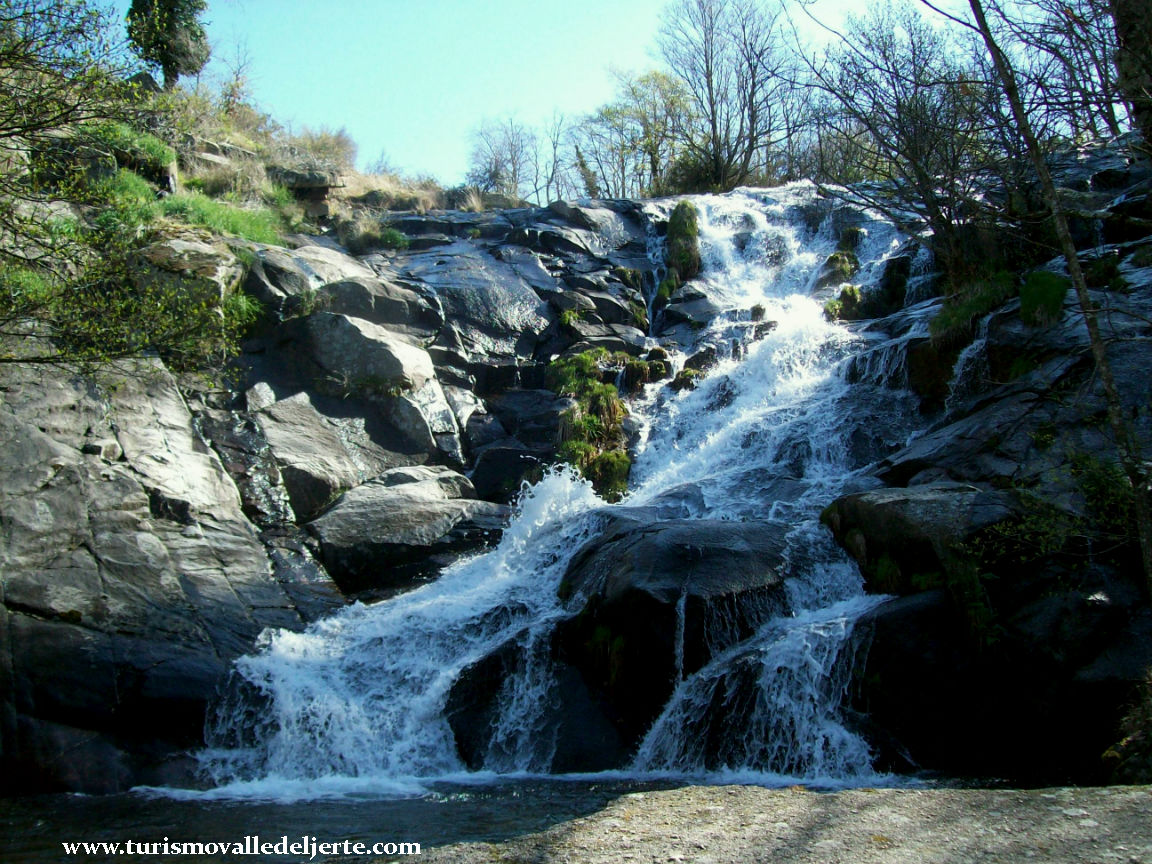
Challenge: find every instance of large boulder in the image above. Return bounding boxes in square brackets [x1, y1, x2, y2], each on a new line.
[306, 466, 509, 595]
[245, 244, 377, 315]
[853, 590, 1152, 784]
[134, 233, 245, 303]
[553, 514, 791, 747]
[821, 483, 1018, 594]
[305, 312, 436, 393]
[0, 361, 334, 794]
[401, 246, 550, 360]
[319, 276, 444, 343]
[256, 392, 399, 521]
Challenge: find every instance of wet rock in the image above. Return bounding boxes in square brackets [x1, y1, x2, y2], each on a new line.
[446, 638, 628, 773]
[854, 591, 1152, 784]
[402, 246, 550, 359]
[554, 514, 790, 747]
[485, 389, 575, 453]
[470, 443, 545, 503]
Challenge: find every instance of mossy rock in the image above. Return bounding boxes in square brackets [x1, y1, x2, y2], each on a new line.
[838, 225, 866, 251]
[666, 200, 701, 282]
[816, 250, 859, 289]
[824, 285, 863, 322]
[668, 368, 701, 392]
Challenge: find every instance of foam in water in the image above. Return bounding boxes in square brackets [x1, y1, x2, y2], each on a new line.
[197, 184, 926, 798]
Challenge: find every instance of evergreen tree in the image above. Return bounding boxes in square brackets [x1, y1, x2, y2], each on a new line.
[126, 0, 210, 90]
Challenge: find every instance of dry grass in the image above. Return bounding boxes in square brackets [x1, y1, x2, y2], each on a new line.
[335, 171, 444, 213]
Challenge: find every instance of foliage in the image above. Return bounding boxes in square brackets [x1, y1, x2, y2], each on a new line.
[585, 450, 632, 501]
[0, 0, 133, 274]
[823, 285, 862, 322]
[126, 0, 210, 90]
[666, 200, 701, 282]
[83, 120, 176, 176]
[158, 192, 283, 244]
[1019, 271, 1069, 326]
[548, 349, 633, 500]
[930, 271, 1017, 345]
[658, 0, 794, 190]
[280, 125, 358, 171]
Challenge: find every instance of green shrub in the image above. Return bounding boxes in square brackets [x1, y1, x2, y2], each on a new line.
[549, 349, 632, 499]
[824, 285, 862, 321]
[657, 272, 680, 304]
[222, 290, 264, 334]
[90, 169, 160, 234]
[1019, 271, 1069, 326]
[158, 192, 282, 244]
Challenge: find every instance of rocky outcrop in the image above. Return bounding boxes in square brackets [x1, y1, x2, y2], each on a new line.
[0, 361, 340, 794]
[819, 148, 1152, 784]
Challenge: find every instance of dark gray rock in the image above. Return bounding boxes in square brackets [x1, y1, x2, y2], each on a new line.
[554, 514, 790, 747]
[403, 245, 551, 360]
[305, 312, 437, 394]
[821, 483, 1019, 594]
[306, 466, 509, 594]
[257, 392, 398, 521]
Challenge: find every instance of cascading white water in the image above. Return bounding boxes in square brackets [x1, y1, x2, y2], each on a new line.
[201, 183, 926, 798]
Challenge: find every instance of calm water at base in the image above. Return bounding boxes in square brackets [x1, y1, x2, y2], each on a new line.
[1, 779, 686, 862]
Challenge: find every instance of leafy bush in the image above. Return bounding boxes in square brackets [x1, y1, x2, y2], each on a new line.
[585, 450, 632, 502]
[83, 120, 175, 175]
[548, 348, 632, 499]
[824, 285, 862, 321]
[92, 168, 160, 233]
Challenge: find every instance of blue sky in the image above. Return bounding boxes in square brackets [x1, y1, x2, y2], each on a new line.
[110, 0, 853, 185]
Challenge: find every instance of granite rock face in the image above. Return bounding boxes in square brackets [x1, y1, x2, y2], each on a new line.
[0, 361, 339, 793]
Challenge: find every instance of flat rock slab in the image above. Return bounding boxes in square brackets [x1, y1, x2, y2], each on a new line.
[420, 784, 1152, 864]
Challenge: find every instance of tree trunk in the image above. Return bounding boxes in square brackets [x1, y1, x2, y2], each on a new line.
[1109, 0, 1152, 146]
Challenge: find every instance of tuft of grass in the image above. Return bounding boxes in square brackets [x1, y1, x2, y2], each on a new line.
[83, 121, 176, 173]
[1019, 271, 1069, 326]
[158, 192, 283, 244]
[548, 349, 632, 500]
[930, 271, 1016, 345]
[91, 169, 160, 234]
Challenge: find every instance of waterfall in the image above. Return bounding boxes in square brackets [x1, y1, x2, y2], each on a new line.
[200, 183, 926, 798]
